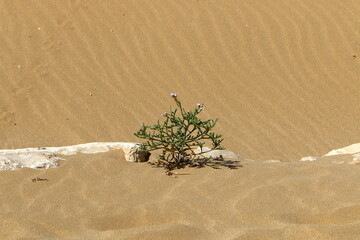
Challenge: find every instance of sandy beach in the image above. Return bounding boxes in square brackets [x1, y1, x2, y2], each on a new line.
[1, 0, 360, 239]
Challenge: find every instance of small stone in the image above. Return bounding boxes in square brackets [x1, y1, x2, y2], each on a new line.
[300, 156, 318, 162]
[353, 153, 360, 161]
[194, 147, 241, 159]
[122, 145, 150, 162]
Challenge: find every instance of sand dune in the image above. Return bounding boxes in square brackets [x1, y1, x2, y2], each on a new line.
[1, 0, 360, 239]
[1, 152, 360, 239]
[0, 0, 359, 160]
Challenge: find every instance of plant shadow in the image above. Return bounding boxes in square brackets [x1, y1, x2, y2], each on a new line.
[190, 156, 242, 170]
[146, 155, 242, 176]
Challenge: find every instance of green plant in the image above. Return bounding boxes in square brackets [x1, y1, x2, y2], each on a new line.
[134, 93, 225, 173]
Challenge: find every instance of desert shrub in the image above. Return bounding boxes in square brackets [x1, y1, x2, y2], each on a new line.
[134, 93, 225, 174]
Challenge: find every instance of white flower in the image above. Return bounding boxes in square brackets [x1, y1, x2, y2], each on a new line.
[170, 93, 177, 98]
[197, 103, 205, 110]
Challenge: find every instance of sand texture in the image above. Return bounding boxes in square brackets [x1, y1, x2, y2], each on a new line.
[1, 0, 360, 239]
[1, 152, 360, 240]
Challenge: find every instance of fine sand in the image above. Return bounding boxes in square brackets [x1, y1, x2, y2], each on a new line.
[1, 152, 360, 240]
[1, 0, 360, 239]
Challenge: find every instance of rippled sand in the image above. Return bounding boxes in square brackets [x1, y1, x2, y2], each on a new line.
[1, 152, 360, 239]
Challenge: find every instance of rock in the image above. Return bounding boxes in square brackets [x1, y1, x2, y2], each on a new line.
[0, 157, 20, 170]
[0, 142, 151, 170]
[0, 153, 61, 171]
[353, 153, 360, 161]
[122, 145, 150, 162]
[324, 143, 360, 156]
[300, 156, 318, 162]
[193, 147, 241, 159]
[193, 147, 212, 154]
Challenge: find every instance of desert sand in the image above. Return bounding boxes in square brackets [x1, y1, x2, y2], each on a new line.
[1, 0, 360, 239]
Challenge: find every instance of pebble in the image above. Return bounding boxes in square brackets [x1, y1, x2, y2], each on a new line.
[300, 156, 318, 162]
